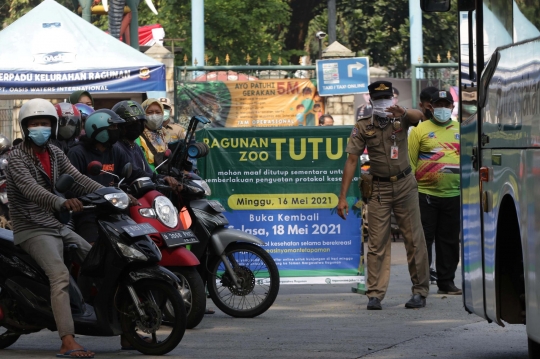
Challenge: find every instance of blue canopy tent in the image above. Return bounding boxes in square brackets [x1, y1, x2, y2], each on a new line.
[0, 0, 165, 99]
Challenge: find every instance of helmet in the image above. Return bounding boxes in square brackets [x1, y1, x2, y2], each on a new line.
[85, 109, 125, 144]
[111, 100, 146, 123]
[74, 103, 95, 123]
[18, 99, 58, 140]
[55, 103, 82, 141]
[0, 134, 10, 154]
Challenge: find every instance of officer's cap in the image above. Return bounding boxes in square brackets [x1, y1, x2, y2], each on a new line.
[430, 90, 453, 105]
[368, 81, 393, 99]
[158, 97, 173, 109]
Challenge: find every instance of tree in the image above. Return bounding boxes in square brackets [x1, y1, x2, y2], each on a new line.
[137, 0, 293, 66]
[340, 0, 458, 71]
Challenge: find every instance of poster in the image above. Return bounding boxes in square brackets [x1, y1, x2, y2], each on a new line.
[197, 126, 363, 284]
[176, 79, 325, 128]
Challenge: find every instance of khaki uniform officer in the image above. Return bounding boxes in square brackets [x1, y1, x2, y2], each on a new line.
[158, 97, 186, 143]
[337, 80, 430, 310]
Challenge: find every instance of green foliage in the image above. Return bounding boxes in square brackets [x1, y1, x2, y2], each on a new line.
[138, 0, 292, 66]
[340, 0, 458, 71]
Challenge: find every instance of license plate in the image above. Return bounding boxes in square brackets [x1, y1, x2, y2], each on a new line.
[161, 229, 200, 248]
[122, 223, 158, 237]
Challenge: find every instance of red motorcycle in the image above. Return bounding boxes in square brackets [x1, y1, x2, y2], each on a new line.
[87, 162, 206, 329]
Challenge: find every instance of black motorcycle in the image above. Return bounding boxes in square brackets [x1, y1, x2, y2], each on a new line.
[0, 171, 186, 355]
[164, 116, 280, 318]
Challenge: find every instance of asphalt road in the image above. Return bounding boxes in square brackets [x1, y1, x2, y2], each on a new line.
[2, 242, 529, 359]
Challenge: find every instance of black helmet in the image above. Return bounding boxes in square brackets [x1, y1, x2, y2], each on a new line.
[112, 100, 146, 123]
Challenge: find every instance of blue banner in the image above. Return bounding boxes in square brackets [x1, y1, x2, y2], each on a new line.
[0, 66, 165, 95]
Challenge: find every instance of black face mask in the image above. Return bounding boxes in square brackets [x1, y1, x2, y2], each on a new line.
[108, 129, 120, 145]
[123, 123, 143, 141]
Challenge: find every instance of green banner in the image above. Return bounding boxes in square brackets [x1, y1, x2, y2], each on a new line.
[197, 126, 364, 284]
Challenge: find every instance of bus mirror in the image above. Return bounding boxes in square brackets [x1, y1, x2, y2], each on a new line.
[458, 0, 475, 11]
[420, 0, 450, 12]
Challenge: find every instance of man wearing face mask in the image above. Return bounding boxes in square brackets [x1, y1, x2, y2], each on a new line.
[159, 97, 186, 143]
[112, 100, 180, 189]
[337, 81, 430, 311]
[137, 98, 168, 171]
[7, 98, 103, 358]
[68, 109, 148, 244]
[408, 90, 461, 296]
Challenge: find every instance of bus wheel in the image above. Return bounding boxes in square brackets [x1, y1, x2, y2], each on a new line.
[528, 337, 540, 359]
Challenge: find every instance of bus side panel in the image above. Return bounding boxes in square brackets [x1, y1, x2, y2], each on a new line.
[481, 149, 522, 325]
[527, 150, 540, 343]
[460, 112, 485, 318]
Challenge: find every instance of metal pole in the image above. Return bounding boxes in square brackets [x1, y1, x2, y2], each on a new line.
[327, 0, 337, 43]
[318, 38, 323, 59]
[409, 0, 423, 79]
[191, 0, 204, 67]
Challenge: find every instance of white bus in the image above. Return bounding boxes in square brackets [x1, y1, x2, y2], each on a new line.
[421, 0, 540, 357]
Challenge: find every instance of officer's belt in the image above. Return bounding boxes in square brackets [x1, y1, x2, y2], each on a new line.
[372, 166, 411, 182]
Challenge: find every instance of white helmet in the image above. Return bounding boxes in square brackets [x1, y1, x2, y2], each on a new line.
[18, 99, 58, 140]
[0, 134, 10, 154]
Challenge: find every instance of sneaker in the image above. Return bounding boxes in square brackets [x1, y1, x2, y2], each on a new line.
[437, 282, 462, 295]
[430, 269, 437, 284]
[367, 297, 382, 310]
[405, 294, 426, 309]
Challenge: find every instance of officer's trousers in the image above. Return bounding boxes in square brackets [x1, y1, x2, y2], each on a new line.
[366, 173, 430, 300]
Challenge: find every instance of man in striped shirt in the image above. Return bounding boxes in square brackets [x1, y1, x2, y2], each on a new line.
[7, 99, 103, 358]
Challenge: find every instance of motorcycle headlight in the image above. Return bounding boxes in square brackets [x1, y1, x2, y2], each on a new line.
[192, 180, 211, 196]
[116, 242, 147, 261]
[153, 196, 178, 228]
[104, 192, 129, 209]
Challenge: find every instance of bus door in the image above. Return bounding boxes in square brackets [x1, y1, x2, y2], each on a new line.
[457, 0, 485, 319]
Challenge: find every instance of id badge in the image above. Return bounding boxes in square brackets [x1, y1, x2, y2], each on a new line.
[391, 146, 399, 159]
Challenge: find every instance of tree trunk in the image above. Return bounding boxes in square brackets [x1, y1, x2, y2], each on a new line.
[284, 0, 325, 65]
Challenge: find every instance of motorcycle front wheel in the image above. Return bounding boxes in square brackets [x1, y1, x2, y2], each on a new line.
[118, 280, 186, 355]
[207, 242, 280, 318]
[0, 328, 19, 349]
[167, 267, 206, 329]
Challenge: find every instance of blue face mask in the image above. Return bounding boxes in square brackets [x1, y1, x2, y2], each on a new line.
[433, 107, 452, 123]
[28, 126, 52, 146]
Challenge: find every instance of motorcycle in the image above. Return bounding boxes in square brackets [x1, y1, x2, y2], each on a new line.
[86, 160, 206, 330]
[0, 167, 186, 355]
[165, 116, 280, 318]
[0, 157, 10, 228]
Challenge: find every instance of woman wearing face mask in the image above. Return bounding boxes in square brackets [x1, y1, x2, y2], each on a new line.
[137, 98, 168, 172]
[408, 90, 462, 297]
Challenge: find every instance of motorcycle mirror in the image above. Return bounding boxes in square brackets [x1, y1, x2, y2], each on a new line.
[0, 158, 8, 170]
[55, 174, 75, 193]
[192, 115, 210, 124]
[121, 162, 133, 179]
[87, 161, 103, 176]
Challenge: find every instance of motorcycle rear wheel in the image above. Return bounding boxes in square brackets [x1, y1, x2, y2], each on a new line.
[168, 267, 206, 329]
[207, 242, 280, 318]
[119, 280, 186, 355]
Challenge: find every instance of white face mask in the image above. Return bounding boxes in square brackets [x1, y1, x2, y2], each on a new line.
[432, 107, 452, 123]
[163, 109, 171, 122]
[371, 98, 393, 117]
[146, 114, 164, 130]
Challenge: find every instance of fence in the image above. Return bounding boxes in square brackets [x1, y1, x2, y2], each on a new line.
[0, 101, 13, 141]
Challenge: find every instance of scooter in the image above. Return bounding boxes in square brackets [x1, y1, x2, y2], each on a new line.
[0, 157, 10, 228]
[86, 160, 206, 329]
[165, 116, 280, 318]
[0, 169, 186, 355]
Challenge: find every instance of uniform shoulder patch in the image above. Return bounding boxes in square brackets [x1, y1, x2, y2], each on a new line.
[351, 127, 358, 137]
